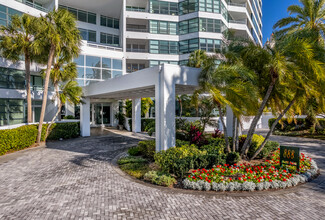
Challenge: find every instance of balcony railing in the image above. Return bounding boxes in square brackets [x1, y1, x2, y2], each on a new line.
[15, 0, 48, 12]
[229, 19, 247, 24]
[87, 43, 123, 52]
[126, 28, 148, 33]
[126, 48, 147, 53]
[228, 2, 247, 7]
[126, 7, 147, 12]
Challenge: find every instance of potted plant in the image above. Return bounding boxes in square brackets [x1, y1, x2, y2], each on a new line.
[115, 112, 125, 130]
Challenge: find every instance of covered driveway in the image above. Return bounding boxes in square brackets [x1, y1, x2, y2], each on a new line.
[81, 64, 201, 151]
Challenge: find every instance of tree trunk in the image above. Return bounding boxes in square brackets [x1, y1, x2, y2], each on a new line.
[235, 118, 240, 152]
[36, 45, 56, 143]
[45, 102, 62, 140]
[25, 54, 32, 123]
[250, 97, 296, 160]
[241, 81, 275, 157]
[217, 103, 230, 152]
[232, 114, 236, 152]
[55, 84, 62, 121]
[180, 100, 183, 117]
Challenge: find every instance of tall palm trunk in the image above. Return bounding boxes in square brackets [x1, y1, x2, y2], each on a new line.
[235, 118, 240, 152]
[45, 100, 62, 140]
[250, 97, 296, 160]
[232, 114, 236, 152]
[36, 45, 56, 143]
[25, 54, 32, 123]
[241, 81, 276, 156]
[217, 103, 230, 152]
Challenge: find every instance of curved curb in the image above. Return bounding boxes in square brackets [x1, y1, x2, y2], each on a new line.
[111, 151, 321, 198]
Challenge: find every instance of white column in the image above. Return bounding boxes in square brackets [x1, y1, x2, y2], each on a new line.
[80, 97, 90, 137]
[155, 65, 176, 152]
[226, 105, 234, 137]
[132, 98, 141, 133]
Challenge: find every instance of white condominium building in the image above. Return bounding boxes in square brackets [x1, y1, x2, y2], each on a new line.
[0, 0, 262, 127]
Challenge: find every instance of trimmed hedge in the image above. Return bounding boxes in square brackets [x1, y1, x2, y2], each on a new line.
[268, 118, 325, 132]
[0, 122, 80, 156]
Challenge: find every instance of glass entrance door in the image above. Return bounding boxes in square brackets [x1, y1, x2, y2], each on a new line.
[95, 104, 102, 125]
[102, 106, 110, 124]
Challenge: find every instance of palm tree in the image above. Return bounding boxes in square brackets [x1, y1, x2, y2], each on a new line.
[273, 0, 325, 42]
[250, 38, 325, 160]
[43, 56, 81, 139]
[188, 50, 208, 68]
[0, 14, 43, 123]
[36, 9, 81, 143]
[45, 80, 83, 139]
[274, 0, 325, 129]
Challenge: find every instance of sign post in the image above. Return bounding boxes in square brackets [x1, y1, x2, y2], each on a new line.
[280, 146, 300, 171]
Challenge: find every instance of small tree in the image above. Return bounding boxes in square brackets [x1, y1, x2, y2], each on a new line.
[36, 9, 81, 143]
[0, 14, 44, 123]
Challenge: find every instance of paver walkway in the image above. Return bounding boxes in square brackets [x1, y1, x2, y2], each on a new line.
[0, 129, 324, 220]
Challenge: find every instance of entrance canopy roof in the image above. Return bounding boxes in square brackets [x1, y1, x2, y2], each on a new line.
[81, 64, 201, 151]
[83, 65, 201, 100]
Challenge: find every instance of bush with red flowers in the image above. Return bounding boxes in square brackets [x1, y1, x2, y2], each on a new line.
[183, 148, 319, 191]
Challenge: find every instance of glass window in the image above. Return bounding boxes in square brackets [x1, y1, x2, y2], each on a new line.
[112, 71, 122, 78]
[179, 40, 189, 54]
[169, 22, 177, 35]
[102, 69, 111, 79]
[86, 68, 101, 79]
[189, 18, 199, 33]
[100, 33, 106, 44]
[113, 36, 119, 46]
[113, 59, 122, 70]
[100, 15, 106, 26]
[159, 21, 168, 34]
[150, 40, 159, 54]
[150, 20, 158, 34]
[102, 58, 111, 69]
[77, 67, 84, 78]
[79, 28, 87, 40]
[74, 55, 84, 66]
[159, 41, 169, 54]
[114, 19, 119, 29]
[78, 10, 87, 22]
[107, 18, 113, 27]
[179, 21, 188, 35]
[86, 56, 101, 67]
[88, 12, 96, 24]
[88, 30, 96, 42]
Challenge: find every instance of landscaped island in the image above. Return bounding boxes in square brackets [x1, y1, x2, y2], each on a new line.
[118, 121, 319, 192]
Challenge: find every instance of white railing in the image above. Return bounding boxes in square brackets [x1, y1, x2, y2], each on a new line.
[126, 48, 147, 53]
[126, 28, 148, 33]
[229, 19, 247, 24]
[15, 0, 48, 12]
[228, 2, 247, 7]
[87, 43, 123, 52]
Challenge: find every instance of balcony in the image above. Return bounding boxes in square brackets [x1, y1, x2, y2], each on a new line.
[126, 6, 147, 12]
[229, 19, 247, 24]
[15, 0, 49, 12]
[86, 42, 123, 52]
[227, 2, 247, 7]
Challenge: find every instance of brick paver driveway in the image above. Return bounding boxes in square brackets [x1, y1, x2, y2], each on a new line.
[0, 129, 324, 220]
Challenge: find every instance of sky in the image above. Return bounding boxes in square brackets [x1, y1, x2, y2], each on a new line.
[262, 0, 300, 43]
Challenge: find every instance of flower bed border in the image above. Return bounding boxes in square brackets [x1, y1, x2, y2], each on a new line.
[182, 159, 319, 192]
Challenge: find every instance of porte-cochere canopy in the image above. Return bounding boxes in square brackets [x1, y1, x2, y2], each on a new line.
[80, 64, 201, 151]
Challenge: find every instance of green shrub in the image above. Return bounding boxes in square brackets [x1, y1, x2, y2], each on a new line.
[226, 152, 241, 165]
[154, 146, 225, 177]
[138, 140, 156, 160]
[259, 141, 280, 158]
[245, 134, 265, 158]
[175, 139, 190, 148]
[0, 122, 80, 156]
[201, 138, 225, 154]
[143, 171, 177, 187]
[47, 122, 80, 140]
[118, 156, 147, 165]
[141, 119, 155, 132]
[128, 146, 142, 156]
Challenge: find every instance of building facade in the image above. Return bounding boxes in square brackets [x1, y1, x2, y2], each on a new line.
[0, 0, 262, 128]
